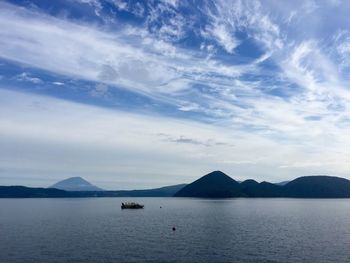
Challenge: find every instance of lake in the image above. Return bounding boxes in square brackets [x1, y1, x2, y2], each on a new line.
[1, 198, 350, 262]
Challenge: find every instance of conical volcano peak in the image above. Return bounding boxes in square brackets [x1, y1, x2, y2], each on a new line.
[174, 170, 243, 198]
[205, 170, 228, 177]
[50, 177, 103, 191]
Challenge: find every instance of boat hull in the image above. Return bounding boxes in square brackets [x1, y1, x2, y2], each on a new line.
[121, 203, 144, 209]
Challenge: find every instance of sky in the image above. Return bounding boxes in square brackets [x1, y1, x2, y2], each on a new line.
[1, 0, 350, 189]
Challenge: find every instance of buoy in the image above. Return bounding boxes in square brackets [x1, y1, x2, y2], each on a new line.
[172, 227, 176, 231]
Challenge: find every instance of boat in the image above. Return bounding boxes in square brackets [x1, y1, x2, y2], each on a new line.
[121, 202, 144, 209]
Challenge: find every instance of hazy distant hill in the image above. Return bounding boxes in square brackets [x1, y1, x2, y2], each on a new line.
[50, 177, 104, 191]
[174, 171, 245, 198]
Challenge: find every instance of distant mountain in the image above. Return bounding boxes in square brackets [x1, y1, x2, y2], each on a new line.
[0, 184, 186, 198]
[50, 177, 104, 191]
[174, 171, 245, 198]
[283, 176, 350, 198]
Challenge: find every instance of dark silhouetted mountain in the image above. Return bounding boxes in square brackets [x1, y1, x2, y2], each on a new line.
[174, 172, 350, 198]
[50, 177, 104, 191]
[283, 176, 350, 198]
[240, 180, 282, 197]
[240, 179, 259, 191]
[174, 171, 245, 198]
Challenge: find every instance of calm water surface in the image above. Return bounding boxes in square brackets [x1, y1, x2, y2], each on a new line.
[1, 198, 350, 263]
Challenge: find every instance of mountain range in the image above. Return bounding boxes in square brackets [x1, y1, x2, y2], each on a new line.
[174, 171, 350, 198]
[2, 171, 350, 198]
[0, 183, 186, 198]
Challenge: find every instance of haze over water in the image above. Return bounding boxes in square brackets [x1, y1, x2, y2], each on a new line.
[1, 198, 350, 263]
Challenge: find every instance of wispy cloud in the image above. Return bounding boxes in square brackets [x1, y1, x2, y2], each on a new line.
[202, 0, 283, 53]
[1, 0, 350, 185]
[157, 133, 231, 147]
[0, 2, 250, 104]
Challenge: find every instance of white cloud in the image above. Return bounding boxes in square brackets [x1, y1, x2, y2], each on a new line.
[15, 72, 43, 84]
[52, 81, 64, 86]
[207, 23, 239, 54]
[112, 0, 127, 11]
[146, 0, 187, 41]
[202, 0, 283, 53]
[201, 1, 240, 54]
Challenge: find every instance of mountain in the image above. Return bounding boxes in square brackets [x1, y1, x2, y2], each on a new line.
[283, 176, 350, 198]
[174, 171, 245, 198]
[240, 180, 282, 197]
[174, 172, 350, 198]
[50, 177, 104, 191]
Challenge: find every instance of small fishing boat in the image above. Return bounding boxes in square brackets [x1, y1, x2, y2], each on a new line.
[121, 202, 144, 209]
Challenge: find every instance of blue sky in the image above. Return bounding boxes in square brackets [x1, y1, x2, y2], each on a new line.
[1, 0, 350, 189]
